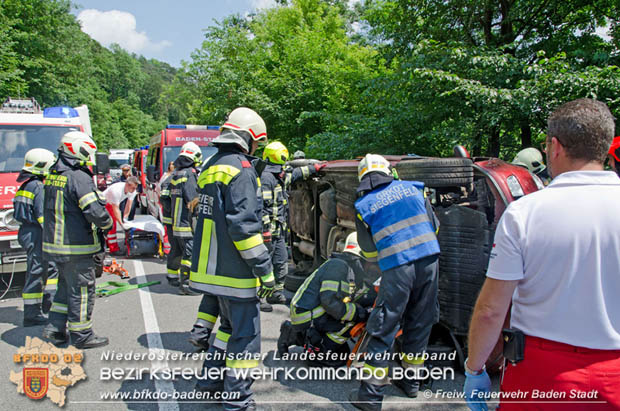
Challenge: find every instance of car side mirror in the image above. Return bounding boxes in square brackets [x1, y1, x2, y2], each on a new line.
[95, 153, 110, 174]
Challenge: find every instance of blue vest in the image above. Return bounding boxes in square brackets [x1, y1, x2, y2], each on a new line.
[355, 180, 439, 271]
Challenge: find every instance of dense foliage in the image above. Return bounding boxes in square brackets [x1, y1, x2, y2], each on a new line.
[1, 0, 618, 159]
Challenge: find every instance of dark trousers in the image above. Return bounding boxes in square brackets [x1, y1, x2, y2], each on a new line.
[164, 224, 177, 281]
[268, 235, 288, 289]
[19, 224, 58, 319]
[191, 292, 220, 341]
[198, 296, 260, 411]
[167, 235, 193, 281]
[46, 256, 97, 345]
[358, 254, 439, 404]
[289, 314, 355, 351]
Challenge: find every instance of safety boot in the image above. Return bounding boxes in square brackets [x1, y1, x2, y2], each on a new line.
[179, 269, 198, 295]
[74, 334, 109, 349]
[277, 321, 292, 354]
[348, 388, 382, 411]
[23, 305, 48, 327]
[392, 379, 420, 398]
[189, 326, 211, 351]
[42, 326, 68, 346]
[259, 298, 273, 312]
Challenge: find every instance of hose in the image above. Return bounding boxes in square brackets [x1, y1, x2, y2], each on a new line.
[0, 260, 17, 301]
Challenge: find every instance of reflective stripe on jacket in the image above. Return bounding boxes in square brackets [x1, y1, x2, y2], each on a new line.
[159, 174, 173, 225]
[290, 257, 359, 326]
[189, 148, 273, 300]
[260, 163, 287, 237]
[14, 177, 44, 226]
[170, 166, 198, 238]
[43, 154, 112, 262]
[355, 180, 439, 271]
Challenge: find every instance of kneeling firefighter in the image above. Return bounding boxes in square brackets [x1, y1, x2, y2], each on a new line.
[278, 232, 377, 367]
[14, 149, 59, 326]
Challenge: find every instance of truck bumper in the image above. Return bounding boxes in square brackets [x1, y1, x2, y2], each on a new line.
[0, 234, 27, 274]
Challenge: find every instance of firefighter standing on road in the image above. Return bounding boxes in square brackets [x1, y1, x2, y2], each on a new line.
[41, 131, 112, 349]
[160, 171, 175, 282]
[277, 232, 377, 367]
[349, 154, 440, 411]
[14, 149, 59, 326]
[169, 142, 202, 295]
[190, 107, 274, 411]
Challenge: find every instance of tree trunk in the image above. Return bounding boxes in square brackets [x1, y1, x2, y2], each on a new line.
[486, 127, 501, 157]
[520, 120, 532, 148]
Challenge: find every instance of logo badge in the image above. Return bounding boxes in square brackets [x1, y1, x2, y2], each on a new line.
[23, 368, 48, 400]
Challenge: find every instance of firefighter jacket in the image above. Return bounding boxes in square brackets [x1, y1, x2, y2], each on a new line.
[290, 252, 374, 326]
[260, 163, 287, 237]
[42, 154, 112, 262]
[13, 172, 44, 226]
[159, 173, 173, 225]
[355, 179, 439, 271]
[170, 157, 198, 238]
[189, 146, 273, 300]
[283, 163, 318, 191]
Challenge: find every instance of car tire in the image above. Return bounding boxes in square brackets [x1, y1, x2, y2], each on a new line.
[284, 271, 309, 293]
[395, 157, 474, 187]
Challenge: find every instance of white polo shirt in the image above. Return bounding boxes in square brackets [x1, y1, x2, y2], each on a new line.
[103, 182, 137, 206]
[487, 171, 620, 349]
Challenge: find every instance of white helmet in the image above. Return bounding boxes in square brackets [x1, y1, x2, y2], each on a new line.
[59, 131, 97, 164]
[213, 107, 267, 152]
[22, 148, 56, 176]
[343, 232, 362, 258]
[358, 154, 391, 182]
[512, 148, 546, 174]
[179, 142, 202, 163]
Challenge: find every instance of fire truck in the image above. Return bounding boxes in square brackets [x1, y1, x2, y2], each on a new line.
[143, 125, 220, 221]
[0, 97, 93, 275]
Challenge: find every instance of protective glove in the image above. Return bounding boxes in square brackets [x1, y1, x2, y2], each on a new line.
[262, 231, 272, 243]
[355, 304, 369, 322]
[314, 163, 326, 172]
[257, 273, 276, 299]
[463, 366, 491, 411]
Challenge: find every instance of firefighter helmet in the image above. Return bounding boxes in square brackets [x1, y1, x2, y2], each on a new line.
[358, 154, 391, 182]
[263, 142, 289, 165]
[608, 136, 620, 162]
[179, 142, 202, 164]
[213, 107, 267, 152]
[343, 232, 362, 257]
[512, 148, 546, 174]
[22, 148, 56, 176]
[293, 150, 306, 160]
[59, 131, 97, 164]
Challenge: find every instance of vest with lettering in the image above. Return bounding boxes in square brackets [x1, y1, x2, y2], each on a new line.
[355, 180, 439, 271]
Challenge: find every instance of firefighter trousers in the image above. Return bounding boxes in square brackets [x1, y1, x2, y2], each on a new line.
[18, 224, 58, 319]
[357, 254, 439, 406]
[167, 236, 193, 284]
[190, 292, 220, 343]
[268, 235, 288, 289]
[46, 256, 98, 345]
[197, 296, 260, 411]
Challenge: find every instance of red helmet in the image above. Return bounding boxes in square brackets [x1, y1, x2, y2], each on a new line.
[609, 136, 620, 162]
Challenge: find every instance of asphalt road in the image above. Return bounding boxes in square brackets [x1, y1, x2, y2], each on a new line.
[0, 257, 498, 410]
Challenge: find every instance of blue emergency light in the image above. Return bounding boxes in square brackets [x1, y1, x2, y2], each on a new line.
[166, 124, 220, 130]
[167, 124, 186, 129]
[43, 106, 79, 118]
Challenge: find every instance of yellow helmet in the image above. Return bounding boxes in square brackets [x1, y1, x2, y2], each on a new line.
[263, 141, 289, 165]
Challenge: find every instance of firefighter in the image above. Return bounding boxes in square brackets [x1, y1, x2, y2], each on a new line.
[41, 131, 112, 349]
[292, 150, 305, 160]
[190, 107, 274, 411]
[13, 148, 59, 326]
[169, 142, 202, 295]
[160, 171, 176, 284]
[512, 147, 551, 185]
[349, 154, 440, 411]
[277, 232, 377, 367]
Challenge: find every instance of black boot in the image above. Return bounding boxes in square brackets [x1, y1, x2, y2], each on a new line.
[348, 388, 382, 411]
[392, 379, 420, 398]
[259, 298, 273, 312]
[189, 326, 211, 351]
[179, 269, 198, 295]
[74, 334, 109, 349]
[277, 321, 293, 354]
[42, 326, 68, 346]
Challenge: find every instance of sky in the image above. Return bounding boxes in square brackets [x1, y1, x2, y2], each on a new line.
[71, 0, 278, 67]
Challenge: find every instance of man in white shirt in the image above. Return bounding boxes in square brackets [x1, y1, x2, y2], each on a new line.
[104, 177, 138, 254]
[463, 98, 620, 410]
